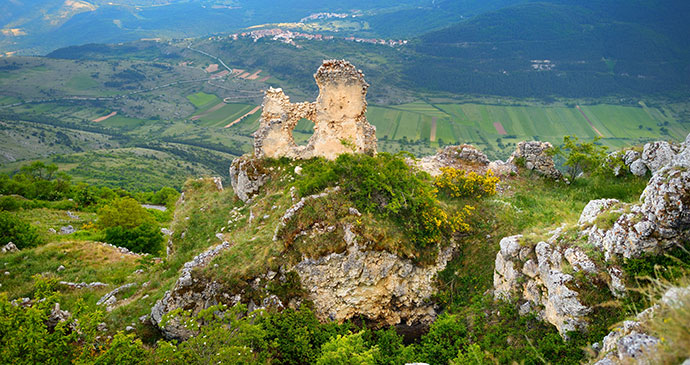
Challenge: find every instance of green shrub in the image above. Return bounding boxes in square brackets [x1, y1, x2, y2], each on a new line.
[98, 197, 153, 229]
[317, 331, 379, 365]
[259, 306, 353, 364]
[104, 222, 164, 254]
[92, 332, 147, 365]
[295, 153, 470, 249]
[0, 277, 76, 363]
[551, 135, 609, 180]
[0, 195, 22, 211]
[0, 211, 40, 249]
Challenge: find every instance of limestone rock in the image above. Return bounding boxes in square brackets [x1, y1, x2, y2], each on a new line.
[229, 156, 269, 202]
[595, 285, 690, 364]
[630, 159, 648, 176]
[46, 303, 72, 332]
[623, 150, 641, 166]
[59, 281, 108, 289]
[293, 224, 456, 329]
[600, 165, 690, 260]
[151, 242, 232, 340]
[1, 242, 18, 253]
[253, 60, 376, 161]
[578, 199, 620, 226]
[59, 225, 75, 235]
[641, 141, 677, 173]
[412, 144, 492, 177]
[508, 141, 562, 179]
[494, 134, 690, 338]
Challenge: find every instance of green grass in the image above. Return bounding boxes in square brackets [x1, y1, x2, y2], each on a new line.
[197, 103, 255, 127]
[66, 74, 100, 91]
[186, 92, 219, 108]
[99, 115, 147, 128]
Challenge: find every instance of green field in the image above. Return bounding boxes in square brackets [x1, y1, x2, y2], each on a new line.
[187, 92, 219, 108]
[366, 101, 690, 156]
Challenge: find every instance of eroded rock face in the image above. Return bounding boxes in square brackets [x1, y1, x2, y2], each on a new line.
[253, 60, 377, 161]
[494, 231, 592, 336]
[295, 224, 454, 329]
[229, 156, 269, 202]
[151, 242, 231, 340]
[507, 141, 562, 179]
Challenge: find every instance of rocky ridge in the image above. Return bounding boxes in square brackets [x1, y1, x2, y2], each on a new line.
[493, 134, 690, 337]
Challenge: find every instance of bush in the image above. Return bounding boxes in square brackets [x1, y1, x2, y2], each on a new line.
[0, 211, 40, 249]
[435, 168, 499, 198]
[98, 197, 153, 229]
[0, 195, 22, 211]
[551, 135, 609, 180]
[104, 222, 164, 254]
[294, 153, 471, 248]
[317, 331, 379, 365]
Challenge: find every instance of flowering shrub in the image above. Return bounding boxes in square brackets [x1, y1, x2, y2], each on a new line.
[435, 168, 499, 199]
[295, 153, 472, 249]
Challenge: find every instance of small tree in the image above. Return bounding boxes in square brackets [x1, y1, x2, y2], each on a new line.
[97, 197, 152, 229]
[551, 135, 609, 181]
[98, 197, 162, 254]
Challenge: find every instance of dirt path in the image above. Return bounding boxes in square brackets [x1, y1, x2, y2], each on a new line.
[224, 105, 261, 128]
[493, 121, 507, 135]
[430, 117, 437, 142]
[190, 101, 226, 121]
[92, 111, 117, 122]
[576, 105, 604, 137]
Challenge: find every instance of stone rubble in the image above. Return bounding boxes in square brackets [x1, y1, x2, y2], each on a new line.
[507, 141, 563, 179]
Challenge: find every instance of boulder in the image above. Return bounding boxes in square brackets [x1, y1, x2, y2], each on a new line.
[1, 242, 19, 253]
[59, 225, 75, 235]
[629, 159, 648, 176]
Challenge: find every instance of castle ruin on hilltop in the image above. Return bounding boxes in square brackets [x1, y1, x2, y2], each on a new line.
[252, 60, 377, 160]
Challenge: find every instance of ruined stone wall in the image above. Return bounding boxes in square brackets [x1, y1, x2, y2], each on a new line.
[253, 60, 377, 160]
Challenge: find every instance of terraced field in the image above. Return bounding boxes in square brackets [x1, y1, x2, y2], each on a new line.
[366, 101, 690, 155]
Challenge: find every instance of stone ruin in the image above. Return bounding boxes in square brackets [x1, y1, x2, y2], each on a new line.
[252, 59, 377, 160]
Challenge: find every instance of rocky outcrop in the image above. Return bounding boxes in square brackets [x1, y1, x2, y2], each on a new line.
[411, 144, 506, 177]
[494, 231, 593, 336]
[229, 156, 269, 202]
[153, 211, 456, 340]
[253, 60, 377, 161]
[151, 242, 231, 339]
[494, 135, 690, 337]
[507, 141, 562, 179]
[294, 224, 455, 329]
[615, 137, 688, 177]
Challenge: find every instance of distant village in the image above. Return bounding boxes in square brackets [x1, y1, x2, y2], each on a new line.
[214, 28, 407, 48]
